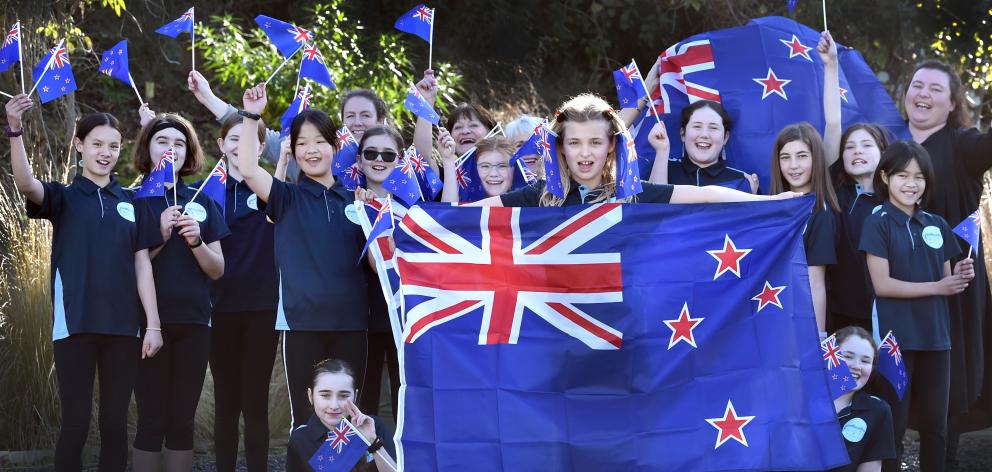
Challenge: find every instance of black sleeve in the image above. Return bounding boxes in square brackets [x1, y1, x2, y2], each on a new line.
[858, 214, 890, 259]
[286, 432, 312, 472]
[134, 198, 166, 252]
[25, 181, 66, 221]
[803, 209, 838, 266]
[861, 397, 897, 463]
[638, 182, 674, 203]
[198, 197, 231, 244]
[957, 127, 992, 176]
[940, 217, 963, 262]
[264, 178, 293, 222]
[500, 181, 544, 207]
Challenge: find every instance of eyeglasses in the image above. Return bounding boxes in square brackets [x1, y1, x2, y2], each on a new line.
[477, 163, 510, 173]
[361, 150, 398, 163]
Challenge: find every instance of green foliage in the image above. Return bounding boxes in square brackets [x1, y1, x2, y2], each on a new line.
[197, 0, 464, 134]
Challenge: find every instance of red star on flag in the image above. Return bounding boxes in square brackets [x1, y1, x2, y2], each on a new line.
[663, 303, 704, 349]
[705, 400, 756, 449]
[706, 234, 751, 279]
[751, 281, 786, 312]
[839, 87, 849, 103]
[752, 68, 792, 100]
[779, 34, 813, 61]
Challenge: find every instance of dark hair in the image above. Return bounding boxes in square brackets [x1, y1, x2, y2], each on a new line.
[769, 122, 840, 212]
[311, 358, 356, 390]
[908, 60, 973, 129]
[830, 123, 891, 185]
[219, 113, 266, 143]
[132, 113, 205, 177]
[834, 326, 878, 371]
[290, 109, 339, 154]
[76, 113, 121, 142]
[358, 124, 405, 153]
[445, 103, 496, 131]
[341, 89, 388, 123]
[873, 140, 935, 205]
[680, 100, 732, 133]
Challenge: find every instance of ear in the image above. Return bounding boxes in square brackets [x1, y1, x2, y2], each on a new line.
[215, 137, 224, 155]
[879, 170, 889, 186]
[680, 128, 686, 142]
[73, 137, 84, 154]
[307, 388, 314, 406]
[257, 141, 265, 155]
[723, 131, 731, 146]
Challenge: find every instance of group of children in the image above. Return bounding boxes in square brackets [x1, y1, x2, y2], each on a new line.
[3, 25, 991, 471]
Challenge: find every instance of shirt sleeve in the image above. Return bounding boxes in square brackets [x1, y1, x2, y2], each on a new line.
[285, 433, 310, 472]
[858, 213, 890, 259]
[500, 181, 543, 207]
[25, 181, 66, 221]
[804, 209, 838, 266]
[638, 183, 674, 203]
[199, 197, 231, 244]
[264, 178, 293, 223]
[134, 198, 166, 251]
[861, 397, 897, 463]
[957, 127, 992, 177]
[940, 217, 963, 262]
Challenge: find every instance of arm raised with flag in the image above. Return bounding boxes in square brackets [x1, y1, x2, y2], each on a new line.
[437, 127, 459, 203]
[237, 83, 275, 203]
[818, 31, 842, 166]
[412, 69, 440, 175]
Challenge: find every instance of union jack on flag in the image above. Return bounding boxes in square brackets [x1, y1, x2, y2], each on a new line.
[821, 334, 842, 369]
[307, 418, 368, 471]
[395, 4, 434, 44]
[3, 22, 17, 48]
[878, 330, 908, 399]
[414, 5, 434, 23]
[0, 22, 21, 74]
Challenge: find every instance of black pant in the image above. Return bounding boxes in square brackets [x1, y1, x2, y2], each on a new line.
[283, 330, 367, 429]
[134, 323, 211, 452]
[360, 332, 399, 422]
[210, 310, 278, 472]
[827, 311, 872, 334]
[53, 334, 140, 472]
[879, 349, 951, 472]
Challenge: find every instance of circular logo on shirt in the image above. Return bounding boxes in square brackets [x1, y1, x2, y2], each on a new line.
[922, 225, 944, 249]
[186, 202, 208, 222]
[116, 202, 135, 222]
[247, 193, 258, 210]
[345, 203, 361, 225]
[842, 417, 868, 443]
[872, 205, 883, 214]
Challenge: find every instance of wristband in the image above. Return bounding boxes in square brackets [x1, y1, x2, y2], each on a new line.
[187, 237, 203, 248]
[238, 109, 262, 121]
[368, 436, 384, 453]
[146, 327, 162, 332]
[5, 126, 23, 138]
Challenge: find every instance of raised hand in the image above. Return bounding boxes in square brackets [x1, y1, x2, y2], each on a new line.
[344, 399, 376, 442]
[647, 120, 669, 156]
[817, 30, 837, 66]
[242, 83, 267, 116]
[417, 69, 439, 104]
[138, 103, 156, 128]
[437, 127, 456, 163]
[5, 94, 33, 130]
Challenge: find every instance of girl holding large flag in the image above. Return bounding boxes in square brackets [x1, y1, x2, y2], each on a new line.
[131, 113, 229, 470]
[237, 83, 370, 430]
[5, 95, 163, 471]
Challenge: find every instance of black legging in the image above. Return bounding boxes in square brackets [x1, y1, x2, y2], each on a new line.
[210, 310, 278, 472]
[283, 330, 368, 429]
[360, 332, 400, 422]
[53, 334, 140, 471]
[879, 349, 951, 472]
[134, 323, 211, 451]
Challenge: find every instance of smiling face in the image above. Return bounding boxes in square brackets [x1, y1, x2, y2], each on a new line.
[217, 123, 263, 177]
[561, 119, 614, 189]
[359, 133, 400, 186]
[342, 96, 379, 140]
[839, 335, 875, 391]
[904, 68, 955, 132]
[778, 140, 813, 193]
[882, 157, 926, 214]
[294, 121, 335, 179]
[150, 127, 188, 172]
[681, 107, 728, 167]
[842, 128, 881, 181]
[451, 116, 487, 155]
[476, 150, 513, 197]
[75, 125, 122, 180]
[308, 372, 356, 430]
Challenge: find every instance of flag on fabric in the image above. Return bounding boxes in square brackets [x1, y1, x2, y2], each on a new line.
[359, 198, 410, 344]
[0, 22, 21, 74]
[392, 197, 849, 470]
[613, 59, 648, 108]
[280, 85, 313, 139]
[821, 334, 858, 400]
[199, 159, 228, 210]
[98, 39, 133, 87]
[538, 123, 564, 198]
[332, 125, 360, 175]
[614, 129, 643, 199]
[360, 197, 396, 261]
[788, 0, 799, 14]
[394, 4, 434, 44]
[255, 15, 312, 57]
[878, 331, 907, 400]
[307, 418, 370, 472]
[31, 40, 76, 104]
[299, 43, 335, 89]
[403, 145, 443, 199]
[632, 16, 908, 189]
[385, 156, 425, 206]
[135, 149, 177, 199]
[952, 210, 981, 250]
[455, 149, 486, 202]
[155, 7, 194, 38]
[403, 85, 440, 125]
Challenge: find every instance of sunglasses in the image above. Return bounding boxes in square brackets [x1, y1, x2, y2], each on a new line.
[361, 150, 398, 163]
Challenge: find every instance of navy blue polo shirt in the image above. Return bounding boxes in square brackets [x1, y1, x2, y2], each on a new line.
[27, 175, 142, 340]
[830, 390, 896, 472]
[265, 176, 369, 331]
[500, 180, 674, 207]
[803, 205, 837, 266]
[859, 201, 961, 350]
[829, 181, 883, 320]
[667, 158, 753, 193]
[135, 180, 231, 326]
[192, 176, 278, 313]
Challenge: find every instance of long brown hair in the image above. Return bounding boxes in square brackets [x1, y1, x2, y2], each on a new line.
[769, 122, 840, 212]
[132, 113, 205, 177]
[906, 60, 973, 129]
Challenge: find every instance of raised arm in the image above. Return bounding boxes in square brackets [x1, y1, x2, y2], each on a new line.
[646, 120, 671, 184]
[818, 31, 842, 167]
[238, 84, 275, 202]
[5, 94, 44, 205]
[619, 58, 660, 128]
[188, 70, 233, 120]
[413, 69, 440, 175]
[437, 127, 460, 203]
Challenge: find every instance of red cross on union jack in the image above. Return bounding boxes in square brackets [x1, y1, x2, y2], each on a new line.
[211, 160, 228, 185]
[3, 23, 18, 48]
[328, 422, 355, 453]
[336, 128, 355, 147]
[454, 165, 472, 189]
[414, 6, 434, 23]
[405, 147, 426, 174]
[290, 25, 313, 43]
[180, 8, 194, 21]
[302, 44, 323, 63]
[50, 45, 70, 69]
[396, 204, 626, 349]
[880, 332, 902, 365]
[821, 335, 843, 369]
[621, 62, 641, 83]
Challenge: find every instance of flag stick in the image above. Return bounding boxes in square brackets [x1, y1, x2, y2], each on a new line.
[128, 73, 144, 104]
[17, 21, 25, 94]
[633, 58, 663, 126]
[969, 245, 974, 260]
[172, 150, 178, 207]
[297, 83, 310, 113]
[182, 159, 221, 215]
[265, 45, 302, 85]
[293, 54, 303, 97]
[190, 8, 196, 71]
[428, 10, 435, 70]
[27, 38, 64, 99]
[0, 90, 12, 99]
[822, 0, 828, 31]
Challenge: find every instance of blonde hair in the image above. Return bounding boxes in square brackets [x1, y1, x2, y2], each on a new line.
[540, 93, 629, 207]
